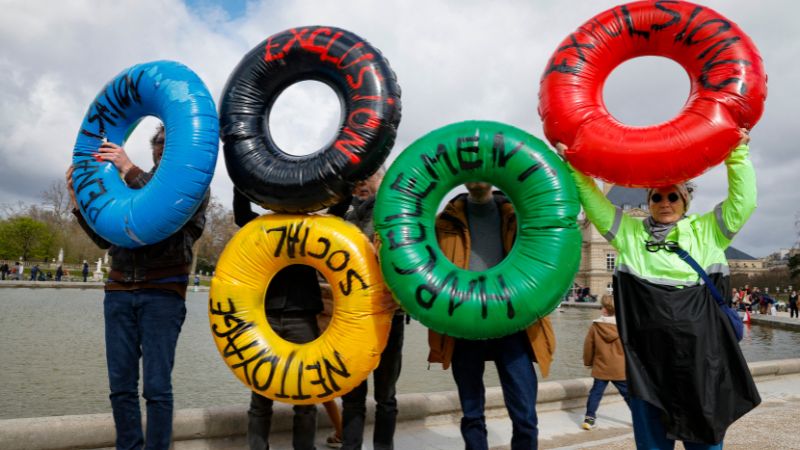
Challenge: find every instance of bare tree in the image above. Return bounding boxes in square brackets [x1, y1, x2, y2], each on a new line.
[0, 200, 30, 219]
[40, 180, 72, 225]
[796, 211, 800, 248]
[195, 194, 237, 272]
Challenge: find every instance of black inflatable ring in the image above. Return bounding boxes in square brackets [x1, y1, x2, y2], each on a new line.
[220, 26, 402, 213]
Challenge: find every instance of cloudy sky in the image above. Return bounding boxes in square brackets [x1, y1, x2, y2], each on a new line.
[1, 0, 796, 257]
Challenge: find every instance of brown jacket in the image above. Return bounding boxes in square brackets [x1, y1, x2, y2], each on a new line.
[426, 193, 556, 377]
[582, 316, 625, 381]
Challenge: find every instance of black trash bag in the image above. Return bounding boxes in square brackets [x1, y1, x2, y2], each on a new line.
[614, 271, 760, 444]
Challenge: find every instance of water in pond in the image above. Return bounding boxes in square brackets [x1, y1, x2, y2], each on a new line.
[1, 289, 797, 419]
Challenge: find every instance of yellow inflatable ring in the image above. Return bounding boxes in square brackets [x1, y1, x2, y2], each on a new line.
[209, 214, 395, 404]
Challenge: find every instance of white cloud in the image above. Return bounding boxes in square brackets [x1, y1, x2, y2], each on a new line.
[0, 0, 797, 256]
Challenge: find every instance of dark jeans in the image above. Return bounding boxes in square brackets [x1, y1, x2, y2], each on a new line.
[451, 332, 539, 450]
[104, 289, 187, 450]
[790, 304, 798, 318]
[584, 379, 630, 418]
[630, 397, 722, 450]
[248, 313, 320, 450]
[342, 314, 405, 450]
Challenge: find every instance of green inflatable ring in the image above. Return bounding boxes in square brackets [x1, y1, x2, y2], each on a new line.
[374, 121, 581, 339]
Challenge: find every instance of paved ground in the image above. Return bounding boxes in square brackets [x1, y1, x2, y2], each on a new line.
[553, 388, 800, 450]
[262, 374, 800, 450]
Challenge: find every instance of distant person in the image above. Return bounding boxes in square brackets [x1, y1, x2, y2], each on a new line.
[573, 285, 583, 302]
[789, 290, 798, 319]
[428, 182, 555, 449]
[765, 294, 777, 316]
[731, 290, 740, 309]
[82, 261, 89, 282]
[16, 262, 24, 280]
[193, 274, 200, 292]
[754, 288, 768, 315]
[30, 264, 40, 281]
[0, 262, 8, 280]
[55, 265, 64, 282]
[581, 294, 630, 430]
[67, 124, 208, 449]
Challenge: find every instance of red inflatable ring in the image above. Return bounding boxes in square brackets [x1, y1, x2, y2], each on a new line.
[538, 0, 767, 187]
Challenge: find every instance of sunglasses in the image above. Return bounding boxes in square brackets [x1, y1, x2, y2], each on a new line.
[650, 192, 680, 204]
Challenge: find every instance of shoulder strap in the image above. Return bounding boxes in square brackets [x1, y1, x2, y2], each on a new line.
[672, 246, 726, 307]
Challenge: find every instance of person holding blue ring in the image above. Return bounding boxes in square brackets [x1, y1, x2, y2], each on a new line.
[67, 123, 209, 450]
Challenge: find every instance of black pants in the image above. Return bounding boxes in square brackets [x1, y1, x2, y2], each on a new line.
[248, 313, 320, 450]
[341, 314, 405, 450]
[790, 304, 798, 318]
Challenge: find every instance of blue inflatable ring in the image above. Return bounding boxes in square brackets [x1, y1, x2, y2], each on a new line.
[72, 61, 219, 248]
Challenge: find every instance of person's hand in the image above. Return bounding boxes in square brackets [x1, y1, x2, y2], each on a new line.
[554, 142, 568, 158]
[738, 128, 750, 146]
[97, 142, 134, 176]
[65, 166, 78, 210]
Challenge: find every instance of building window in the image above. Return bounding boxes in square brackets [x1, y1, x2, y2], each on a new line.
[606, 252, 616, 271]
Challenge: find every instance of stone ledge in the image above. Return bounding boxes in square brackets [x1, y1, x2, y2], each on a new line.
[2, 359, 797, 450]
[748, 314, 800, 331]
[0, 280, 105, 289]
[559, 301, 602, 309]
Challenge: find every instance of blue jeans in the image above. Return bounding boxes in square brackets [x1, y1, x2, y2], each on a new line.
[451, 332, 539, 450]
[342, 314, 405, 450]
[248, 313, 319, 450]
[585, 379, 630, 418]
[630, 397, 723, 450]
[104, 289, 187, 450]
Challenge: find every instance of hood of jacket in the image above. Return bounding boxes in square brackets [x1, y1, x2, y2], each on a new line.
[592, 316, 619, 343]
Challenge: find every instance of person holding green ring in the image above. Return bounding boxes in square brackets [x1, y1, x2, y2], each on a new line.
[428, 180, 555, 449]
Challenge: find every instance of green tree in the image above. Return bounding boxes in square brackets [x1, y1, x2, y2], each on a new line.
[0, 217, 54, 261]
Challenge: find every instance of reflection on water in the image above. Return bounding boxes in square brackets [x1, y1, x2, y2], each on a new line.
[1, 290, 798, 419]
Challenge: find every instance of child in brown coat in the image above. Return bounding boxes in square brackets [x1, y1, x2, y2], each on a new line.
[581, 294, 630, 430]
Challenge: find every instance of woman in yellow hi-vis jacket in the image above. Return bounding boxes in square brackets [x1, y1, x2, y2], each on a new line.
[557, 129, 760, 449]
